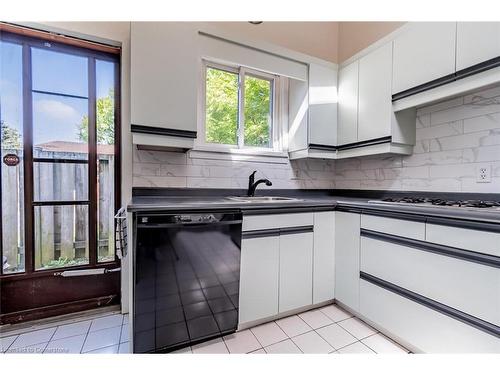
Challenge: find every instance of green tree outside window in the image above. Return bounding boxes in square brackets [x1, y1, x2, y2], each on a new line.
[205, 65, 273, 148]
[1, 120, 22, 149]
[77, 89, 115, 145]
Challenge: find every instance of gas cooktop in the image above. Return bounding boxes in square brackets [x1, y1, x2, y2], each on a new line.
[368, 197, 500, 211]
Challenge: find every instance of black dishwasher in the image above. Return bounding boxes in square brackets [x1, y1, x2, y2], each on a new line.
[133, 211, 242, 353]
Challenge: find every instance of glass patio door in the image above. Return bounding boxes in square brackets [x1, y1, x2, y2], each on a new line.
[0, 29, 121, 323]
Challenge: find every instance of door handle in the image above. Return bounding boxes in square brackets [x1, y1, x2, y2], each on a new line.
[115, 207, 128, 259]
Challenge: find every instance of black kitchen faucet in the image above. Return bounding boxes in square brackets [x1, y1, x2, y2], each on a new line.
[247, 171, 272, 196]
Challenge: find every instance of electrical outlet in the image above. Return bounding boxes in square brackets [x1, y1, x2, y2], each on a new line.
[476, 165, 492, 183]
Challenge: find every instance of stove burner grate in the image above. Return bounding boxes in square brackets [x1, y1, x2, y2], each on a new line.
[381, 197, 500, 208]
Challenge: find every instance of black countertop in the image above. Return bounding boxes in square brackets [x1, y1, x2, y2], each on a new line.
[128, 188, 500, 226]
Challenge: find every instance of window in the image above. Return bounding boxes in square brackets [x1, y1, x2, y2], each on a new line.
[203, 61, 279, 151]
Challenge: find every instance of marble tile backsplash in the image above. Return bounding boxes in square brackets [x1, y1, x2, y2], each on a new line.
[133, 85, 500, 193]
[133, 150, 337, 190]
[334, 85, 500, 193]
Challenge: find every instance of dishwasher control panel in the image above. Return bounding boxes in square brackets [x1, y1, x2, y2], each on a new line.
[137, 212, 242, 226]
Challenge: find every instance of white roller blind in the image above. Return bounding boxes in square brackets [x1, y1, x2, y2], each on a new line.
[199, 33, 308, 81]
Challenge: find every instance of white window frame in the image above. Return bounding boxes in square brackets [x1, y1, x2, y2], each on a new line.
[197, 60, 285, 155]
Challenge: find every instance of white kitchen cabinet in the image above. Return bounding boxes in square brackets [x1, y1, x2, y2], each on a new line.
[308, 63, 338, 147]
[337, 60, 359, 145]
[288, 62, 338, 160]
[392, 22, 457, 94]
[131, 22, 199, 148]
[279, 231, 314, 313]
[313, 212, 335, 304]
[426, 223, 500, 258]
[334, 211, 360, 311]
[360, 280, 500, 353]
[239, 235, 280, 326]
[242, 212, 313, 232]
[361, 214, 425, 240]
[357, 43, 393, 142]
[288, 78, 309, 153]
[240, 211, 333, 325]
[336, 44, 416, 157]
[456, 22, 500, 71]
[360, 236, 500, 326]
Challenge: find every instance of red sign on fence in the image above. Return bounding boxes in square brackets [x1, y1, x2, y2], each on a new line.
[3, 154, 20, 167]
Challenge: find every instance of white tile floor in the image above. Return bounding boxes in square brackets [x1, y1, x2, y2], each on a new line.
[1, 311, 130, 354]
[0, 303, 410, 354]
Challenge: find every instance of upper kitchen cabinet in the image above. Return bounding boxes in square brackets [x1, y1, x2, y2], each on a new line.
[288, 62, 338, 160]
[308, 63, 338, 148]
[456, 22, 500, 72]
[288, 78, 309, 155]
[392, 22, 456, 97]
[336, 43, 416, 158]
[357, 43, 392, 142]
[131, 22, 199, 150]
[337, 60, 359, 146]
[391, 22, 500, 111]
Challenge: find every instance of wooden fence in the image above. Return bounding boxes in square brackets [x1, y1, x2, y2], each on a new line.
[1, 148, 114, 272]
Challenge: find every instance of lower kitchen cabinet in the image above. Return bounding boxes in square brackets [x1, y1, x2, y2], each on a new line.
[313, 211, 335, 304]
[239, 211, 334, 326]
[360, 236, 500, 326]
[239, 235, 280, 326]
[357, 215, 500, 353]
[360, 280, 500, 353]
[279, 231, 313, 313]
[334, 211, 361, 311]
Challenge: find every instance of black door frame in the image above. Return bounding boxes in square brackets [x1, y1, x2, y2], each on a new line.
[0, 29, 122, 324]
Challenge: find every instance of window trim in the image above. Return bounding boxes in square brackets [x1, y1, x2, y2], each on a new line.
[198, 59, 283, 154]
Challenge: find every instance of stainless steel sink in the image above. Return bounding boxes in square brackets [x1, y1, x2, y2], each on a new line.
[227, 196, 302, 203]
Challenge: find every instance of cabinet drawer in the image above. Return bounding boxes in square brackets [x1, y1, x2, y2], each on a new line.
[243, 212, 313, 232]
[360, 236, 500, 325]
[361, 214, 425, 240]
[426, 224, 500, 257]
[360, 280, 500, 353]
